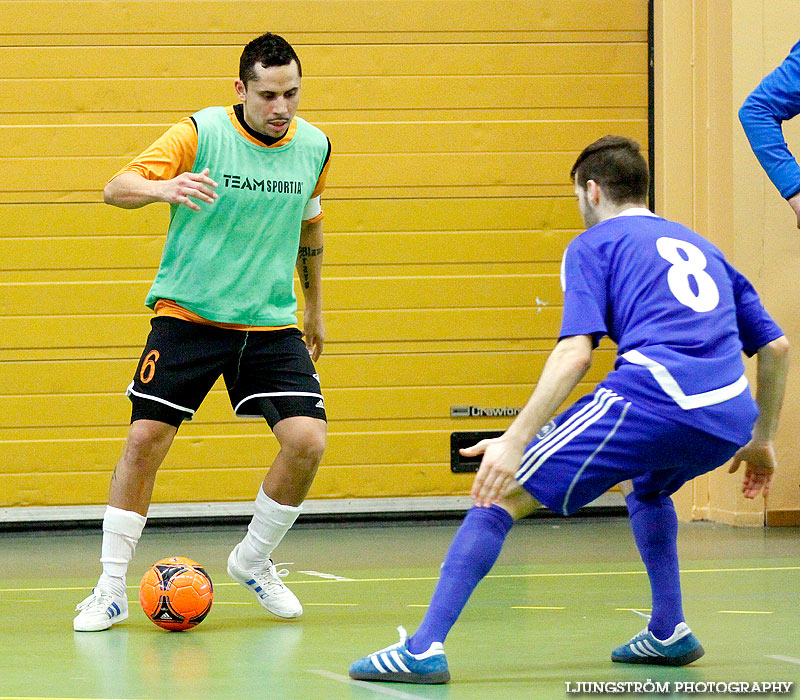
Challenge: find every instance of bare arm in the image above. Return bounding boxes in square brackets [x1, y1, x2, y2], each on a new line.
[789, 192, 800, 229]
[296, 218, 324, 361]
[103, 168, 218, 211]
[462, 334, 594, 506]
[728, 335, 790, 498]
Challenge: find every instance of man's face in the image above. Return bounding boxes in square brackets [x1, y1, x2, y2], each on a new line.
[574, 182, 600, 229]
[235, 60, 301, 139]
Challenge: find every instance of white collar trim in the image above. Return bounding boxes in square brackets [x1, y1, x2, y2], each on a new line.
[614, 207, 657, 218]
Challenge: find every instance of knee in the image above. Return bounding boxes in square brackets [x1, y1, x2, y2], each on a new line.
[495, 486, 539, 521]
[122, 420, 176, 471]
[278, 422, 327, 468]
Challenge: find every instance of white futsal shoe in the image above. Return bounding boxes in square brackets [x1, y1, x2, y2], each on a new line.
[73, 587, 129, 632]
[227, 544, 303, 619]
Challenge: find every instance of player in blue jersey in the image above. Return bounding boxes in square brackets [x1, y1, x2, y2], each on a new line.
[739, 38, 800, 228]
[349, 136, 789, 683]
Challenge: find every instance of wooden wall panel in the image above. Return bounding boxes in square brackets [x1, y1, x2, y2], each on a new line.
[1, 121, 649, 157]
[0, 152, 613, 191]
[0, 349, 617, 395]
[0, 274, 562, 314]
[0, 235, 575, 270]
[0, 0, 648, 508]
[0, 76, 648, 114]
[0, 1, 646, 35]
[1, 44, 648, 78]
[0, 198, 583, 232]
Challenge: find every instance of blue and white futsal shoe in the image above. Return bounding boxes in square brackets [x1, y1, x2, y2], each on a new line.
[349, 626, 450, 684]
[73, 588, 128, 632]
[227, 544, 303, 619]
[612, 622, 704, 666]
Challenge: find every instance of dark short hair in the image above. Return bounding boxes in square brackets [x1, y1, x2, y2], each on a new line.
[239, 33, 302, 86]
[570, 135, 649, 205]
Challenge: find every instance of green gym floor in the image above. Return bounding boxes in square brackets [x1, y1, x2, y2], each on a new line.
[1, 516, 798, 700]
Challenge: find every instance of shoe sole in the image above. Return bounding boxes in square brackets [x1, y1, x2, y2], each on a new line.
[612, 644, 705, 667]
[73, 610, 129, 632]
[349, 670, 450, 684]
[226, 563, 303, 619]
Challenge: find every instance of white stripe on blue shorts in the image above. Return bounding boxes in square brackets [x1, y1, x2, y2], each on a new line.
[515, 387, 624, 486]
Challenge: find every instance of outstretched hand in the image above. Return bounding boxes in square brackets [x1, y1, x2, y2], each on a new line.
[461, 435, 525, 507]
[728, 440, 776, 499]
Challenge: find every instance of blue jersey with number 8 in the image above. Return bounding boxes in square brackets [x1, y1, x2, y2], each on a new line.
[559, 210, 783, 444]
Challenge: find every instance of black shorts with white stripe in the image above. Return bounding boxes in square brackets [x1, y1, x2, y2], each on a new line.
[128, 316, 326, 428]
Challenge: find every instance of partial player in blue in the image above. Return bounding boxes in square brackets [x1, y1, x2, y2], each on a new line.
[739, 38, 800, 228]
[349, 136, 789, 684]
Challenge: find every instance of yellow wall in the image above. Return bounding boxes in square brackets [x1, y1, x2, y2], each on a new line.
[0, 1, 648, 507]
[654, 0, 800, 525]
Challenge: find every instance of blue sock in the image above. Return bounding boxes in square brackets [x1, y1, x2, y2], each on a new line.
[626, 491, 684, 640]
[407, 505, 513, 654]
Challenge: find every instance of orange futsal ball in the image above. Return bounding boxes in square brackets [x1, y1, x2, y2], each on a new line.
[139, 556, 213, 631]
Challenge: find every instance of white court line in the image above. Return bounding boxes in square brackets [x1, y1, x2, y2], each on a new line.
[297, 570, 354, 581]
[308, 670, 431, 699]
[767, 654, 800, 665]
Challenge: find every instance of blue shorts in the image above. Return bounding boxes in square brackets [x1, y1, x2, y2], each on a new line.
[515, 386, 741, 516]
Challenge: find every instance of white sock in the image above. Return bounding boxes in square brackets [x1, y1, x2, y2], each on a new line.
[98, 505, 147, 598]
[235, 489, 301, 571]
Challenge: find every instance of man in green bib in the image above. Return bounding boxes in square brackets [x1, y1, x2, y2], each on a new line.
[74, 33, 332, 632]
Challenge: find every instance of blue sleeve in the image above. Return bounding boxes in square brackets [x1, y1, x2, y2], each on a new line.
[558, 239, 608, 346]
[738, 39, 800, 200]
[726, 262, 784, 356]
